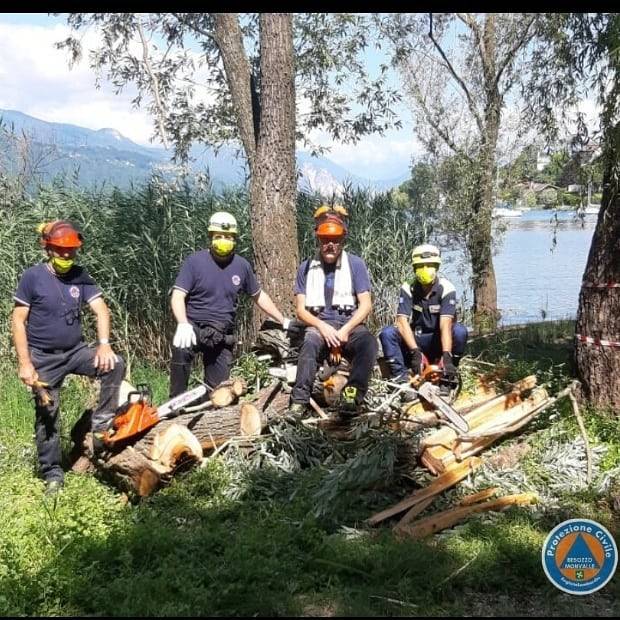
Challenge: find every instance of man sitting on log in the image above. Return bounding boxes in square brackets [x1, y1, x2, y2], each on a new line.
[11, 220, 125, 495]
[169, 211, 290, 399]
[289, 206, 377, 419]
[379, 243, 468, 390]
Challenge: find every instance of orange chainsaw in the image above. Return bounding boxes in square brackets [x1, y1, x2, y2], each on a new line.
[102, 384, 207, 447]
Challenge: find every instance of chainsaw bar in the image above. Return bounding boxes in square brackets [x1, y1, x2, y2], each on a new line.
[156, 385, 207, 419]
[418, 382, 469, 433]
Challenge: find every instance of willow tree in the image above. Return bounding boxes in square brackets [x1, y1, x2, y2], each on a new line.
[58, 13, 401, 313]
[378, 13, 539, 331]
[526, 13, 620, 411]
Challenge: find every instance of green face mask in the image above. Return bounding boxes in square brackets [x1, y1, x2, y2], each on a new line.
[415, 265, 437, 286]
[211, 237, 236, 257]
[50, 256, 75, 274]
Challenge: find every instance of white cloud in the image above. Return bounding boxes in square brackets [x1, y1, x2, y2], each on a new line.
[303, 129, 422, 180]
[0, 21, 156, 145]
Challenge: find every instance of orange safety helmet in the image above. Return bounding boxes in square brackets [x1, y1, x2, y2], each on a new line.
[316, 218, 346, 238]
[38, 220, 83, 249]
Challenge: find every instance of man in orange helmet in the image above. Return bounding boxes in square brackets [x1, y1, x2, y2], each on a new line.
[11, 220, 125, 495]
[289, 212, 377, 418]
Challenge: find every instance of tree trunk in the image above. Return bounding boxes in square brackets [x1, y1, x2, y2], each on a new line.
[249, 13, 298, 322]
[470, 15, 501, 333]
[575, 121, 620, 413]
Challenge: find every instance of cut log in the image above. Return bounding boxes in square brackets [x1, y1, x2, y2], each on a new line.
[210, 378, 248, 407]
[367, 456, 482, 526]
[395, 493, 538, 539]
[420, 386, 548, 475]
[323, 373, 348, 406]
[239, 402, 262, 436]
[149, 423, 203, 473]
[77, 381, 291, 496]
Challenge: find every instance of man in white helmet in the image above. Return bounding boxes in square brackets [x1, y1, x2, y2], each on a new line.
[169, 211, 290, 398]
[379, 243, 468, 387]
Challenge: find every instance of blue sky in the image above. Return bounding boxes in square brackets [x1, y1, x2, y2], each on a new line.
[0, 12, 419, 180]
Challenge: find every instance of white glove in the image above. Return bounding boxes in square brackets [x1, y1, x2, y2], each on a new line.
[173, 322, 196, 349]
[282, 317, 291, 331]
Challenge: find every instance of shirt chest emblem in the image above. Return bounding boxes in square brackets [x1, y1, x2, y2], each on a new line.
[231, 275, 241, 286]
[69, 286, 80, 299]
[429, 304, 441, 313]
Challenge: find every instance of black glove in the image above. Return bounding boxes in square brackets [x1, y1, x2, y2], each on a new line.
[407, 348, 423, 376]
[442, 351, 458, 384]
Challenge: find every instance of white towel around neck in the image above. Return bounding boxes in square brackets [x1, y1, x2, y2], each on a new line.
[304, 249, 356, 311]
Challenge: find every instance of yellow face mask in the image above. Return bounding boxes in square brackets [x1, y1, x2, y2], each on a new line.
[211, 237, 236, 257]
[415, 265, 437, 286]
[50, 256, 75, 274]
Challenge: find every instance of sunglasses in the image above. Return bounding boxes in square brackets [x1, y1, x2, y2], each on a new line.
[318, 236, 344, 246]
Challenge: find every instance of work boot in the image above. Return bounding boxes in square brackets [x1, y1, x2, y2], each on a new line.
[91, 431, 110, 459]
[339, 386, 360, 419]
[392, 372, 417, 403]
[286, 402, 309, 422]
[44, 479, 64, 497]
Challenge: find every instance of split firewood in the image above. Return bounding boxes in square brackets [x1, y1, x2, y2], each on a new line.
[395, 493, 538, 539]
[458, 487, 500, 506]
[421, 386, 548, 475]
[394, 496, 435, 528]
[400, 375, 537, 428]
[367, 456, 482, 526]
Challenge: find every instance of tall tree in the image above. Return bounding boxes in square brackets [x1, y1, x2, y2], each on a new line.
[58, 13, 401, 313]
[526, 13, 620, 411]
[378, 13, 538, 331]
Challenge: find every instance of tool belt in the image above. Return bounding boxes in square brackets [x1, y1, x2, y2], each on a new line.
[194, 320, 236, 348]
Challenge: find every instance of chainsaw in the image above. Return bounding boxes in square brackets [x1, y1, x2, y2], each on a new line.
[410, 364, 469, 433]
[102, 383, 207, 447]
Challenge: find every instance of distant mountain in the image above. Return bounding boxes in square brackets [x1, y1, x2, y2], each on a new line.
[0, 109, 409, 193]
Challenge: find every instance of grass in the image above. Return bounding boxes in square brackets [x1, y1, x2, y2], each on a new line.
[0, 321, 619, 616]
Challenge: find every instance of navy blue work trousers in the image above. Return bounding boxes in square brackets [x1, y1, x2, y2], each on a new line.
[379, 323, 468, 378]
[30, 342, 125, 483]
[291, 322, 378, 406]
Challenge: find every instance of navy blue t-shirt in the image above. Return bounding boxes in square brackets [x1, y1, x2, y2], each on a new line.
[173, 250, 261, 327]
[397, 276, 457, 334]
[14, 263, 102, 350]
[294, 253, 371, 322]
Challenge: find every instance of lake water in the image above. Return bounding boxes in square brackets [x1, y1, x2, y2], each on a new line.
[439, 209, 597, 326]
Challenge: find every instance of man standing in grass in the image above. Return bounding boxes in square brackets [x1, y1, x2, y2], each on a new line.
[289, 209, 377, 418]
[379, 243, 468, 389]
[11, 220, 125, 495]
[169, 211, 290, 399]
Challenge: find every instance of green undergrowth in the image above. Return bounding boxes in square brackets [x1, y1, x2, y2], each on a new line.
[0, 321, 618, 616]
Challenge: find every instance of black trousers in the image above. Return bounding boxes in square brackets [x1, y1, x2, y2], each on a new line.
[169, 328, 234, 399]
[291, 322, 378, 405]
[30, 342, 125, 483]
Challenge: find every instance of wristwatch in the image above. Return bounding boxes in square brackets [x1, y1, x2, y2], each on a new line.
[98, 338, 110, 345]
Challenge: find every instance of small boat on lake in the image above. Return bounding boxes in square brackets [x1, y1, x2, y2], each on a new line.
[492, 206, 523, 218]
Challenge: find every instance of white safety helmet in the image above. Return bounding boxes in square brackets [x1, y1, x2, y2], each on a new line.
[412, 243, 442, 268]
[208, 211, 238, 235]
